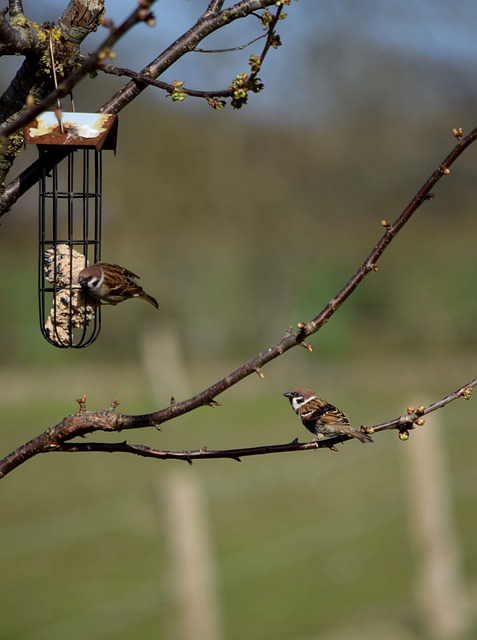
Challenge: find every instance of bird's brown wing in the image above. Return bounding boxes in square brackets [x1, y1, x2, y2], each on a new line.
[299, 396, 372, 443]
[95, 262, 158, 309]
[300, 398, 350, 426]
[316, 404, 350, 426]
[97, 263, 141, 280]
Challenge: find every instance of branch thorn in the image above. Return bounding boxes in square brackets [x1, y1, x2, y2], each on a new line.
[76, 395, 87, 413]
[107, 398, 120, 411]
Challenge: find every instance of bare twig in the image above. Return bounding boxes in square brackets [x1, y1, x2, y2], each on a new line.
[248, 4, 284, 84]
[372, 377, 477, 434]
[99, 63, 234, 100]
[194, 33, 266, 53]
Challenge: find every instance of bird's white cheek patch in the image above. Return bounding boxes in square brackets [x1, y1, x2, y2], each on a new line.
[90, 275, 103, 289]
[291, 399, 303, 412]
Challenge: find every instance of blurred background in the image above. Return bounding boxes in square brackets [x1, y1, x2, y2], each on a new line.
[1, 1, 477, 639]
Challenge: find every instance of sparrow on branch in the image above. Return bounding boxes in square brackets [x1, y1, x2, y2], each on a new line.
[78, 262, 159, 309]
[283, 388, 373, 444]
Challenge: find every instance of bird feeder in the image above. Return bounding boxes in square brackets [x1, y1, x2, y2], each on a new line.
[24, 111, 118, 348]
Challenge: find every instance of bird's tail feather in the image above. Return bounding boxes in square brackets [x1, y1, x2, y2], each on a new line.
[141, 291, 159, 309]
[352, 429, 373, 444]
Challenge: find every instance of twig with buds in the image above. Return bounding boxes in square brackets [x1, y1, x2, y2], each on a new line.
[1, 375, 471, 473]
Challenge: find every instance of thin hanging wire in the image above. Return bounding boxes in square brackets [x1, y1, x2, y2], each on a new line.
[49, 32, 64, 133]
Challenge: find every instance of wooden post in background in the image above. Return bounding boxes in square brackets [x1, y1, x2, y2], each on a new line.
[142, 325, 223, 640]
[403, 410, 470, 639]
[141, 323, 191, 402]
[161, 471, 224, 640]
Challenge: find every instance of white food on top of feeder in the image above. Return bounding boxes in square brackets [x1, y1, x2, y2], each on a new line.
[44, 245, 96, 345]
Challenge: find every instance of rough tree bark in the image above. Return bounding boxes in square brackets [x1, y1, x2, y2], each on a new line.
[0, 0, 106, 187]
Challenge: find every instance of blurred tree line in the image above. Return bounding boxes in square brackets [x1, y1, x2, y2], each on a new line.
[1, 1, 477, 366]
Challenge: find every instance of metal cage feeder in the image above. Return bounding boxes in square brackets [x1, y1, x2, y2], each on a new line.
[24, 112, 118, 348]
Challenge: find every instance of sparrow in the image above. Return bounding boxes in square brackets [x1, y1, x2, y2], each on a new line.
[283, 388, 373, 444]
[78, 262, 159, 309]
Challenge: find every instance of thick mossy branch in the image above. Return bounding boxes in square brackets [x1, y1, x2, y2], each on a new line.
[0, 0, 107, 190]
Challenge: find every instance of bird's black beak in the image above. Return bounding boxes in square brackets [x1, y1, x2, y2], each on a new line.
[283, 392, 293, 399]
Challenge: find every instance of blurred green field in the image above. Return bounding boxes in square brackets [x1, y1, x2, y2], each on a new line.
[1, 352, 476, 639]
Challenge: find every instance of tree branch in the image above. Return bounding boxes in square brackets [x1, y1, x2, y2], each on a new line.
[98, 3, 281, 106]
[98, 63, 234, 100]
[205, 0, 226, 15]
[8, 0, 24, 17]
[110, 126, 477, 430]
[1, 130, 476, 479]
[0, 377, 474, 476]
[53, 377, 477, 458]
[56, 0, 106, 49]
[0, 7, 33, 54]
[99, 1, 284, 114]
